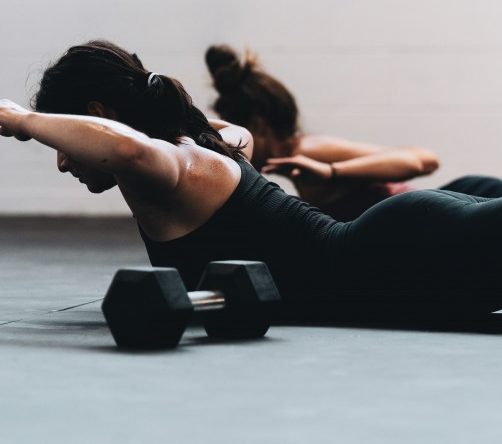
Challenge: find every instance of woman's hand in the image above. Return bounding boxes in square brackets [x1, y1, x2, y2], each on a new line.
[0, 99, 32, 141]
[261, 155, 333, 180]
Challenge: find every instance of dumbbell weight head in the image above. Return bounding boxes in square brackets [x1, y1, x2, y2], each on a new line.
[197, 260, 281, 339]
[102, 267, 193, 349]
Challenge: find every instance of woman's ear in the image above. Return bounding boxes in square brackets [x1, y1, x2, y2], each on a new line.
[87, 101, 106, 117]
[87, 101, 118, 120]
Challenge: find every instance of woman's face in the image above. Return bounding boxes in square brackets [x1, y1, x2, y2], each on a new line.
[249, 119, 293, 169]
[57, 151, 117, 193]
[248, 119, 277, 169]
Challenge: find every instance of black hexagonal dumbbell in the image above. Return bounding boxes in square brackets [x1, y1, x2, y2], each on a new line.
[101, 260, 281, 349]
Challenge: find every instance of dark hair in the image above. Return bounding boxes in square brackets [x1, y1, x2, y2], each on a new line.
[205, 45, 299, 141]
[33, 40, 241, 158]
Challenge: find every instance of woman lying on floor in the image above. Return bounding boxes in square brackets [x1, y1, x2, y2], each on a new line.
[205, 45, 502, 222]
[1, 40, 501, 320]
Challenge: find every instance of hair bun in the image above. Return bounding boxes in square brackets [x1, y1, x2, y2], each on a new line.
[205, 45, 246, 93]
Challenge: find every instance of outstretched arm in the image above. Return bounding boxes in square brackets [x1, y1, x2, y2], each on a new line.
[0, 99, 181, 189]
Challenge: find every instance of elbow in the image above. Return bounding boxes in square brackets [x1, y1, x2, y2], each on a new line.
[419, 149, 440, 175]
[424, 157, 440, 174]
[407, 147, 440, 176]
[238, 125, 253, 147]
[237, 126, 254, 159]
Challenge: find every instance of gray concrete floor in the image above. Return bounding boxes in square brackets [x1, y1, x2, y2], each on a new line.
[1, 217, 502, 443]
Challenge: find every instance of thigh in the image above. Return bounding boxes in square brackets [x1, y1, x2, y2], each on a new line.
[338, 190, 502, 311]
[345, 189, 502, 279]
[440, 175, 502, 198]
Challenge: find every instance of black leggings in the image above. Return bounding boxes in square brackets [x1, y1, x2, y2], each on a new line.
[321, 175, 502, 318]
[439, 175, 502, 198]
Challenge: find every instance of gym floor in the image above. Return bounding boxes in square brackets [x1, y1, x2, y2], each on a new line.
[1, 217, 502, 443]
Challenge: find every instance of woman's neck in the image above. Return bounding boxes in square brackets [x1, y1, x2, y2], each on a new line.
[268, 134, 299, 156]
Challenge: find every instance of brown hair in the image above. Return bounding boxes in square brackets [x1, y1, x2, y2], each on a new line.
[205, 45, 299, 141]
[33, 40, 242, 158]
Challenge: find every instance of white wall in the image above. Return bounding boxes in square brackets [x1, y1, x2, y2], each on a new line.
[2, 0, 502, 214]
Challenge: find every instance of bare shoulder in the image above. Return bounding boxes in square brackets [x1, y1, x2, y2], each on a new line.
[128, 140, 242, 242]
[180, 141, 241, 184]
[175, 141, 242, 209]
[117, 137, 240, 206]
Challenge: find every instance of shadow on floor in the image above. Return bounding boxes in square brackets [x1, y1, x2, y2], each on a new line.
[0, 315, 283, 354]
[22, 309, 502, 336]
[277, 308, 502, 334]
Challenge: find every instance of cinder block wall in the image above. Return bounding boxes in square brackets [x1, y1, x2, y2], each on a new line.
[1, 0, 502, 214]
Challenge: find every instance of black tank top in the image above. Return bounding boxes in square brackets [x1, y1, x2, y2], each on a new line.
[139, 157, 350, 302]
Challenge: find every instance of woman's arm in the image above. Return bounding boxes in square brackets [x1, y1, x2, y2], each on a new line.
[207, 118, 254, 160]
[297, 135, 385, 162]
[262, 147, 439, 182]
[0, 99, 181, 189]
[1, 99, 150, 170]
[330, 147, 439, 181]
[297, 136, 440, 178]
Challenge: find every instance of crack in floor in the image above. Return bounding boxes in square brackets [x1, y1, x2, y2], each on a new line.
[0, 298, 103, 327]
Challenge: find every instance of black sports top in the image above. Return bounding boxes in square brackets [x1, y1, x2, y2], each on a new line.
[139, 155, 502, 317]
[139, 157, 350, 303]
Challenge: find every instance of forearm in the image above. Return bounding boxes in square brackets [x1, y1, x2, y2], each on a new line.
[331, 149, 435, 182]
[21, 112, 149, 171]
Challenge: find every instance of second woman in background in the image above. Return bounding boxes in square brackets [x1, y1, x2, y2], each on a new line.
[205, 45, 502, 221]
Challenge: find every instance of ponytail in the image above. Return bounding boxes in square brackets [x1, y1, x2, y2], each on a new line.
[33, 40, 243, 159]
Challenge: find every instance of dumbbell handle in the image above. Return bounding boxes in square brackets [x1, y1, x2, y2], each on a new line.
[188, 290, 225, 311]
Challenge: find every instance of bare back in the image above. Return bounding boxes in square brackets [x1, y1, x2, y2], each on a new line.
[117, 138, 242, 242]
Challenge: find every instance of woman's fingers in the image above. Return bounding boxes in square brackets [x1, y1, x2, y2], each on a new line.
[262, 158, 296, 172]
[262, 163, 303, 179]
[0, 124, 31, 140]
[261, 166, 290, 177]
[265, 157, 295, 164]
[261, 164, 279, 174]
[265, 156, 306, 167]
[264, 156, 333, 180]
[0, 100, 32, 141]
[263, 156, 329, 179]
[263, 157, 302, 170]
[0, 126, 13, 137]
[15, 133, 32, 141]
